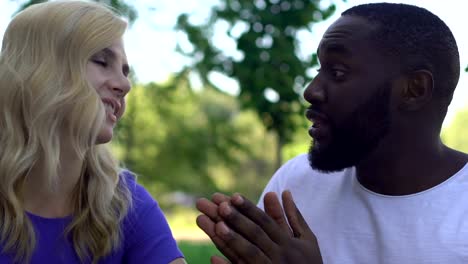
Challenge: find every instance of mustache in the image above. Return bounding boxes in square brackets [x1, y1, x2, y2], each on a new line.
[305, 105, 328, 122]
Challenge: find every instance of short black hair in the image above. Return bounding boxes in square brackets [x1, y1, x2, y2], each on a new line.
[342, 3, 460, 105]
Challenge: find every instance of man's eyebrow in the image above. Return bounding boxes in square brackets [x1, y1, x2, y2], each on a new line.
[317, 43, 352, 57]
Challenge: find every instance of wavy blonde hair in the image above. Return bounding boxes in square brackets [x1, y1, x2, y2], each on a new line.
[0, 1, 131, 262]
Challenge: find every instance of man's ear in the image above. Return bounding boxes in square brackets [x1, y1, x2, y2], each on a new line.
[399, 69, 434, 111]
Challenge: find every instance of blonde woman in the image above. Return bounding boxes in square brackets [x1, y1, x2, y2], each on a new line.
[0, 1, 185, 263]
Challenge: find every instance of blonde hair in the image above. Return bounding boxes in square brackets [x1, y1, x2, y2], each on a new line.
[0, 1, 131, 262]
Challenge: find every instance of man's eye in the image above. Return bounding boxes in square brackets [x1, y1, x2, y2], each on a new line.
[332, 70, 345, 78]
[317, 66, 347, 80]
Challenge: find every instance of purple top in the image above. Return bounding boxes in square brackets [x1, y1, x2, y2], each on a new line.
[0, 171, 184, 263]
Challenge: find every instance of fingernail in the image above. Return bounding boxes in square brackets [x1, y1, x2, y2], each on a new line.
[221, 204, 232, 216]
[232, 193, 244, 205]
[218, 222, 230, 236]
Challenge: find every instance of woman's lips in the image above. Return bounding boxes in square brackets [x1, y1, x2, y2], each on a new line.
[107, 110, 117, 123]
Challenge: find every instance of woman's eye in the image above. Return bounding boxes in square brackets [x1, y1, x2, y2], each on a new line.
[93, 59, 107, 67]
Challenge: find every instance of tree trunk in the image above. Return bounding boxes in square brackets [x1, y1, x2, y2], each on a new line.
[275, 132, 284, 170]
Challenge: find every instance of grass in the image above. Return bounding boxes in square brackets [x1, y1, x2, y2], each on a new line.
[166, 206, 208, 241]
[166, 206, 223, 263]
[178, 240, 221, 264]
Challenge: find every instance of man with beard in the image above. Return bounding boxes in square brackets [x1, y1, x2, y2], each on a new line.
[196, 3, 468, 264]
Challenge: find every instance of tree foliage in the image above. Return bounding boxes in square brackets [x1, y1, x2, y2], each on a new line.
[112, 76, 276, 207]
[176, 0, 338, 167]
[442, 108, 468, 153]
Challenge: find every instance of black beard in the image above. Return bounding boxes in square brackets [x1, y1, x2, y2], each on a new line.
[308, 82, 392, 173]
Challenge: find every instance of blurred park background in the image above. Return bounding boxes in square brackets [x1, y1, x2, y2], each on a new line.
[2, 0, 468, 262]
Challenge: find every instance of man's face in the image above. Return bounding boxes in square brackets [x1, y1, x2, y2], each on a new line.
[304, 15, 399, 172]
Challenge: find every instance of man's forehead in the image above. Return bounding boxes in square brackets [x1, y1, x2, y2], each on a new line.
[318, 15, 377, 54]
[325, 15, 375, 36]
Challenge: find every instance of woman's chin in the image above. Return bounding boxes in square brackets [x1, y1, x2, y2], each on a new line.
[96, 128, 113, 145]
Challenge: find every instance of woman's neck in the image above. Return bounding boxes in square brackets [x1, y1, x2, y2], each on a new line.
[23, 146, 84, 218]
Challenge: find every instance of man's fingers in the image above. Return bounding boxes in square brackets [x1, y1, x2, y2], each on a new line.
[282, 191, 324, 261]
[282, 190, 316, 241]
[196, 193, 232, 222]
[210, 255, 247, 264]
[263, 192, 293, 237]
[215, 221, 270, 264]
[218, 201, 279, 256]
[196, 198, 222, 222]
[196, 215, 241, 262]
[210, 256, 229, 264]
[212, 192, 231, 205]
[196, 214, 216, 237]
[230, 193, 288, 244]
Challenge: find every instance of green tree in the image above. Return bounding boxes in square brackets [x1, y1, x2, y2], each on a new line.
[113, 76, 277, 207]
[13, 0, 137, 24]
[442, 108, 468, 153]
[176, 0, 338, 168]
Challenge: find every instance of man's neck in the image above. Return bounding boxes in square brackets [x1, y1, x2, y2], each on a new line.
[355, 136, 468, 196]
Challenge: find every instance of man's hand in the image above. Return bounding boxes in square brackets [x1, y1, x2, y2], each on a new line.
[196, 191, 323, 264]
[196, 193, 240, 262]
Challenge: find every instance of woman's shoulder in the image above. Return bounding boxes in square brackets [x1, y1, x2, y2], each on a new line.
[119, 169, 157, 213]
[119, 169, 165, 238]
[118, 170, 184, 262]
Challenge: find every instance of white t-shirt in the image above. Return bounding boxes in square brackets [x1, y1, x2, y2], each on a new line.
[258, 154, 468, 264]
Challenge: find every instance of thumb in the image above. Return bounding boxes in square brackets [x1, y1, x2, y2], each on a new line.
[282, 190, 316, 242]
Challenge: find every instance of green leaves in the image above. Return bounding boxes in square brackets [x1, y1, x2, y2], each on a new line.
[99, 0, 138, 24]
[442, 108, 468, 153]
[176, 0, 339, 166]
[113, 77, 276, 204]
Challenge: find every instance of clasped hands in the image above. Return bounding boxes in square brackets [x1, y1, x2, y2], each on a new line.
[196, 191, 323, 264]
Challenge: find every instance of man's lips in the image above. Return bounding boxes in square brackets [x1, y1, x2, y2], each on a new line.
[305, 108, 328, 123]
[305, 108, 330, 140]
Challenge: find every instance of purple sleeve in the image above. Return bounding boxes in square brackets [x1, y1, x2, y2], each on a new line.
[121, 172, 184, 263]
